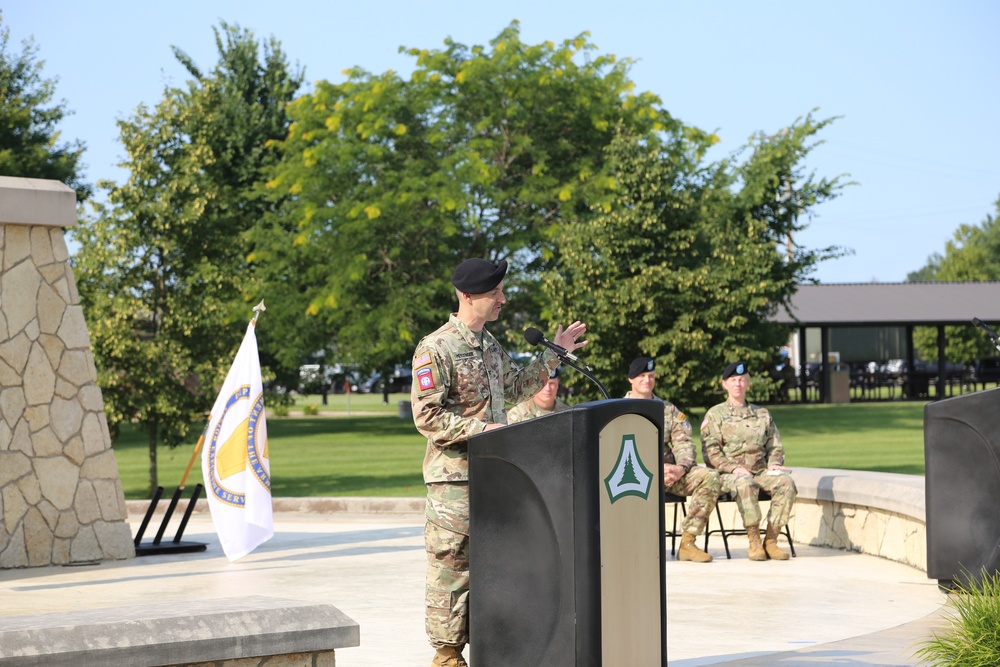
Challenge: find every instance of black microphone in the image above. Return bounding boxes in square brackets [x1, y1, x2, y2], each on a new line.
[973, 317, 1000, 351]
[524, 327, 586, 365]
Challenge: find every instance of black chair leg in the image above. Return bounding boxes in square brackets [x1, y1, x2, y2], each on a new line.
[704, 502, 733, 559]
[784, 523, 796, 557]
[718, 504, 733, 559]
[670, 503, 679, 555]
[665, 500, 687, 557]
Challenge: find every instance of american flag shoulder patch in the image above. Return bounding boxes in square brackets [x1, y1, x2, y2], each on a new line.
[414, 352, 431, 370]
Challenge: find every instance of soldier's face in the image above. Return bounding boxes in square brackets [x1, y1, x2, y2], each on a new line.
[629, 370, 656, 397]
[468, 283, 507, 322]
[722, 373, 750, 400]
[535, 377, 559, 407]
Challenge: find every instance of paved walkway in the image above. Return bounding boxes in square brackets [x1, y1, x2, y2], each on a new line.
[0, 505, 948, 666]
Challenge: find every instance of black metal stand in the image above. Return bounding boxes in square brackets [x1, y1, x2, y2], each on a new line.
[134, 484, 207, 556]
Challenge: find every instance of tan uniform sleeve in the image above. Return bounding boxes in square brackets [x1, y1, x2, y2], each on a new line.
[664, 403, 696, 469]
[764, 413, 785, 468]
[501, 348, 558, 406]
[410, 341, 486, 448]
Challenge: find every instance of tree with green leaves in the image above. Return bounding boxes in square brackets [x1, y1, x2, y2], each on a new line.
[543, 115, 846, 409]
[908, 196, 1000, 363]
[73, 22, 302, 494]
[0, 11, 90, 200]
[254, 21, 671, 377]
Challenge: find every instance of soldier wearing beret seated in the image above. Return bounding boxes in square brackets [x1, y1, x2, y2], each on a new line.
[701, 361, 797, 561]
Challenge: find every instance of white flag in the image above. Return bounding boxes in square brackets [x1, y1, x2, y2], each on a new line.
[201, 321, 273, 561]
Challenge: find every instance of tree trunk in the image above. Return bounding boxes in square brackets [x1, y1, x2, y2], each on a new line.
[147, 421, 159, 498]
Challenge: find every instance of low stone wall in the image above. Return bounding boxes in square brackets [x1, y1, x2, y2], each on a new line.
[707, 467, 927, 571]
[0, 596, 359, 667]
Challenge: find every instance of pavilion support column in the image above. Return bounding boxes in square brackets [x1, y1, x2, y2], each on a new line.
[820, 326, 830, 404]
[937, 325, 946, 399]
[797, 327, 807, 403]
[906, 325, 916, 399]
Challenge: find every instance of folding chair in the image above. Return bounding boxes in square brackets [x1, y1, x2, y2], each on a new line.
[703, 488, 795, 559]
[664, 493, 688, 556]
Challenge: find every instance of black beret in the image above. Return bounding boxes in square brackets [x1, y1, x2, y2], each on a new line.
[723, 360, 749, 380]
[548, 366, 560, 379]
[628, 357, 655, 379]
[452, 258, 508, 294]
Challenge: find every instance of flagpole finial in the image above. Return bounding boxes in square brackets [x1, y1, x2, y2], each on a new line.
[252, 300, 266, 325]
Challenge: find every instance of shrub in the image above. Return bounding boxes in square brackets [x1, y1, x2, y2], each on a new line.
[303, 404, 319, 416]
[272, 403, 290, 418]
[915, 569, 1000, 666]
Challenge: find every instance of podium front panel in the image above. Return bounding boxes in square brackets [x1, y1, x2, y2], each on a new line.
[599, 413, 663, 666]
[469, 399, 666, 667]
[925, 389, 1000, 585]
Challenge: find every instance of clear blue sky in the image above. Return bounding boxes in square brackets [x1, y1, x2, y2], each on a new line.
[5, 0, 999, 284]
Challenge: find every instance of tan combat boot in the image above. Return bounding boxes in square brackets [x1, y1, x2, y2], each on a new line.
[746, 525, 767, 561]
[765, 524, 791, 560]
[431, 645, 468, 667]
[677, 532, 713, 562]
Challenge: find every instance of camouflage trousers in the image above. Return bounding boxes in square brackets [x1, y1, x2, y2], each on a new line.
[666, 466, 721, 536]
[424, 483, 470, 649]
[719, 470, 797, 528]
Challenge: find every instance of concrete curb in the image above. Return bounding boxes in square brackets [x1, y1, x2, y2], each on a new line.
[125, 496, 424, 517]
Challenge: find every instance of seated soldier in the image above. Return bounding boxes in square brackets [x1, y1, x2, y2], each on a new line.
[625, 356, 720, 563]
[507, 367, 569, 423]
[701, 360, 797, 561]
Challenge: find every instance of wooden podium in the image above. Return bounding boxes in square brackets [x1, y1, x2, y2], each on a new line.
[468, 399, 667, 666]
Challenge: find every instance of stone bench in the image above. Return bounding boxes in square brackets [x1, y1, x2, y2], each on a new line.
[707, 466, 927, 571]
[0, 595, 359, 666]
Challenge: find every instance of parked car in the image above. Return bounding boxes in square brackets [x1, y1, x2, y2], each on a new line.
[359, 365, 413, 394]
[298, 363, 358, 394]
[974, 358, 1000, 384]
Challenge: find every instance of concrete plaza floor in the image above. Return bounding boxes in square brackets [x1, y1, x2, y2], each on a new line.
[0, 504, 948, 666]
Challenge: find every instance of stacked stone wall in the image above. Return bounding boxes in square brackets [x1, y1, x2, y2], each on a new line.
[0, 177, 134, 568]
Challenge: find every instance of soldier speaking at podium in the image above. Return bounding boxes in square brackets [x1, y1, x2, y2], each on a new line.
[410, 257, 588, 667]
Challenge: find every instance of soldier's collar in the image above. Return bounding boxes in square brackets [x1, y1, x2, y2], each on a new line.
[726, 401, 755, 416]
[449, 313, 489, 348]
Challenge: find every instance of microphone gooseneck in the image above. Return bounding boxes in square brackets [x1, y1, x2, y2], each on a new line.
[522, 327, 610, 399]
[972, 317, 1000, 353]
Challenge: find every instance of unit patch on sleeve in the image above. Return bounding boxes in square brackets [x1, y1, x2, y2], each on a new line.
[416, 366, 435, 391]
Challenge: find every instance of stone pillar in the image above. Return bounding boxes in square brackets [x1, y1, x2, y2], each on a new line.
[0, 175, 135, 568]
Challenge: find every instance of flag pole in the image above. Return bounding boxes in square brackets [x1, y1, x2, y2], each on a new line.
[178, 424, 209, 490]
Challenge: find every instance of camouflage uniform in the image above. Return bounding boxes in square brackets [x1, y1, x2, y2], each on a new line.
[700, 402, 797, 528]
[412, 314, 557, 648]
[506, 396, 570, 424]
[624, 391, 720, 536]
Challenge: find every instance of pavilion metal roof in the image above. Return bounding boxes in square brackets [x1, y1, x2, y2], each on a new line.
[772, 282, 1000, 327]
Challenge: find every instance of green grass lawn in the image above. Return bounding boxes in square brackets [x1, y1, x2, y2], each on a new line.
[112, 395, 930, 499]
[764, 402, 926, 475]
